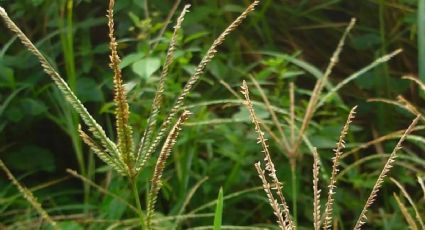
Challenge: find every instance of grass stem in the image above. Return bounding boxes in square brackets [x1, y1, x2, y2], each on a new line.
[130, 177, 146, 230]
[290, 160, 297, 227]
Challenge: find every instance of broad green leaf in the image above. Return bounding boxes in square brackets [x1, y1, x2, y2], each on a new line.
[76, 77, 103, 102]
[4, 146, 55, 172]
[20, 98, 47, 116]
[119, 53, 145, 69]
[132, 57, 161, 79]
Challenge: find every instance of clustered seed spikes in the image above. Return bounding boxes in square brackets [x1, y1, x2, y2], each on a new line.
[241, 80, 294, 230]
[137, 0, 260, 173]
[136, 4, 191, 170]
[0, 0, 258, 175]
[0, 0, 258, 228]
[242, 77, 421, 230]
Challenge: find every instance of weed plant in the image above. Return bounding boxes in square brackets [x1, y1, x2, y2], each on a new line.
[0, 1, 424, 229]
[241, 80, 421, 229]
[0, 0, 258, 229]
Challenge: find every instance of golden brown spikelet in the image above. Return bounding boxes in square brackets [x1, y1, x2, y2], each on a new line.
[107, 0, 134, 168]
[322, 106, 357, 230]
[255, 162, 288, 230]
[146, 110, 191, 228]
[78, 125, 126, 175]
[353, 115, 421, 230]
[312, 148, 321, 230]
[241, 80, 294, 230]
[250, 75, 291, 155]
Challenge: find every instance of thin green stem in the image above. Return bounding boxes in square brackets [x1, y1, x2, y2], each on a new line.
[290, 160, 297, 227]
[130, 177, 146, 230]
[418, 0, 425, 85]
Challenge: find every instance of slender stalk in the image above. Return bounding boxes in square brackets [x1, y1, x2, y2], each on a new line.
[130, 177, 146, 230]
[290, 160, 297, 227]
[58, 0, 90, 210]
[418, 0, 425, 85]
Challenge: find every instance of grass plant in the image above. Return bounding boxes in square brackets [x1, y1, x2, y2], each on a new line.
[241, 80, 421, 229]
[0, 1, 423, 229]
[0, 1, 258, 229]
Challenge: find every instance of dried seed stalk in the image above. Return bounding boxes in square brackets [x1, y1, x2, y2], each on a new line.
[312, 148, 321, 230]
[322, 106, 357, 229]
[146, 110, 191, 228]
[353, 115, 421, 230]
[241, 80, 294, 230]
[107, 0, 134, 166]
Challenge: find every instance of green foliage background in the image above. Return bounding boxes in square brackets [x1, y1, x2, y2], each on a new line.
[0, 0, 423, 229]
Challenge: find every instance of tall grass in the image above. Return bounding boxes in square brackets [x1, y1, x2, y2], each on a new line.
[0, 0, 259, 229]
[419, 0, 425, 84]
[241, 80, 421, 229]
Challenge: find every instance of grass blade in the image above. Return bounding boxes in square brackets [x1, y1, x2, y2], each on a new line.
[213, 187, 224, 230]
[419, 0, 425, 84]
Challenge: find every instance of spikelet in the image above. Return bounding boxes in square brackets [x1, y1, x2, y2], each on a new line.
[322, 106, 357, 230]
[136, 4, 191, 170]
[139, 1, 260, 172]
[78, 125, 126, 176]
[312, 148, 321, 230]
[353, 115, 421, 230]
[107, 0, 134, 166]
[396, 95, 423, 119]
[402, 75, 425, 92]
[0, 6, 121, 169]
[250, 75, 291, 154]
[146, 110, 191, 228]
[0, 159, 59, 229]
[293, 18, 356, 154]
[255, 162, 287, 230]
[241, 80, 294, 230]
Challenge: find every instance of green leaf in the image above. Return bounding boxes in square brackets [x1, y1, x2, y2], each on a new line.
[418, 0, 425, 87]
[213, 187, 224, 230]
[0, 64, 15, 88]
[232, 104, 269, 120]
[76, 77, 103, 102]
[52, 221, 84, 230]
[20, 98, 47, 116]
[132, 57, 161, 79]
[4, 146, 55, 172]
[119, 53, 145, 69]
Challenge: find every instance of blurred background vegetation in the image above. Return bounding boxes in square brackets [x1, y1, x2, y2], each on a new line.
[0, 0, 424, 229]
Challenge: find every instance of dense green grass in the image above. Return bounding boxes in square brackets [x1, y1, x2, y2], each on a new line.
[0, 0, 424, 229]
